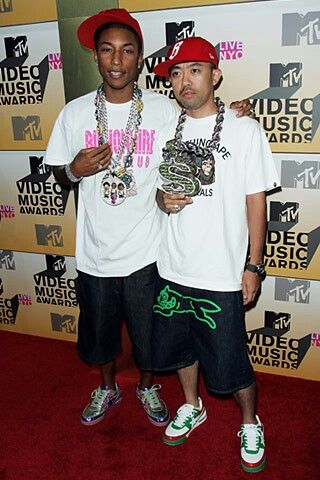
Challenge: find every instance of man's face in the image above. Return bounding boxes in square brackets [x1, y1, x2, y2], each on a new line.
[201, 158, 213, 176]
[94, 26, 143, 100]
[169, 62, 221, 116]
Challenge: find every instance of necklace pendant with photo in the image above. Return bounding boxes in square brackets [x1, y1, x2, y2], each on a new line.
[100, 169, 127, 206]
[95, 83, 143, 206]
[159, 148, 201, 196]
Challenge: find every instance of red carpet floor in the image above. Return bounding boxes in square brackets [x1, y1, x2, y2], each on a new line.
[1, 330, 319, 480]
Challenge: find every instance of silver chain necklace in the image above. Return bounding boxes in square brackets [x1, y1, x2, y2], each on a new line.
[95, 83, 144, 206]
[159, 97, 225, 196]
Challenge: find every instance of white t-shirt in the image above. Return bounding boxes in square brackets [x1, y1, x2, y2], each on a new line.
[45, 88, 178, 277]
[157, 107, 280, 292]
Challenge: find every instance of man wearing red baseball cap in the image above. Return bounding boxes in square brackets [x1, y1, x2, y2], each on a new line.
[46, 7, 177, 429]
[152, 36, 279, 473]
[45, 8, 253, 436]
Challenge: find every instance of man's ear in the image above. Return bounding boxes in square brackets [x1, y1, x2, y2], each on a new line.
[93, 51, 98, 65]
[137, 54, 144, 73]
[212, 68, 222, 86]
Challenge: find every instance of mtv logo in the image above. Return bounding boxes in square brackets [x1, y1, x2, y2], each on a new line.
[282, 11, 320, 46]
[270, 63, 302, 88]
[37, 255, 66, 279]
[49, 255, 66, 273]
[12, 116, 42, 141]
[35, 225, 63, 247]
[269, 201, 299, 231]
[264, 311, 291, 335]
[29, 156, 50, 175]
[281, 160, 320, 189]
[4, 36, 28, 58]
[0, 0, 13, 13]
[0, 250, 15, 270]
[51, 313, 77, 334]
[165, 21, 195, 45]
[275, 278, 311, 304]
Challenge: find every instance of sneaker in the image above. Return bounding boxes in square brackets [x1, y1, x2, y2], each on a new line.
[238, 415, 266, 473]
[136, 384, 169, 427]
[163, 397, 207, 446]
[81, 384, 122, 426]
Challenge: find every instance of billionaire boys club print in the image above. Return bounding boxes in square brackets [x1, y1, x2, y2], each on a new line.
[84, 128, 156, 169]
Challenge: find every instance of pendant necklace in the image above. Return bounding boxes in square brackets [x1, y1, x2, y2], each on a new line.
[95, 82, 143, 206]
[159, 97, 225, 196]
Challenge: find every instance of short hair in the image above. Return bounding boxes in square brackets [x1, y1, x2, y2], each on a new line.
[94, 22, 142, 53]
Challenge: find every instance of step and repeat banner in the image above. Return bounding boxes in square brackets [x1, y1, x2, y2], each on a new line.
[0, 1, 76, 255]
[132, 0, 320, 380]
[0, 0, 319, 381]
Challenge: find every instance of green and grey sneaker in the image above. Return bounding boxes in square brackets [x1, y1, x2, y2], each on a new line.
[238, 415, 266, 473]
[136, 384, 169, 427]
[81, 384, 122, 426]
[163, 397, 207, 446]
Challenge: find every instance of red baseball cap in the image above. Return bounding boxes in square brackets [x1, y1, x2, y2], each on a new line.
[154, 36, 219, 77]
[77, 8, 143, 50]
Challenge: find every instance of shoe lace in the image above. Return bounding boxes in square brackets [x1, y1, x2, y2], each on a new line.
[173, 404, 195, 428]
[140, 384, 162, 411]
[238, 424, 263, 451]
[91, 388, 112, 408]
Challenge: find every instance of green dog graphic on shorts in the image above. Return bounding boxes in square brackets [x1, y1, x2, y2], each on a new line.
[153, 285, 221, 330]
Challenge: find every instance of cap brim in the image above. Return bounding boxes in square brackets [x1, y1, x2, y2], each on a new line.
[77, 12, 142, 50]
[153, 60, 173, 77]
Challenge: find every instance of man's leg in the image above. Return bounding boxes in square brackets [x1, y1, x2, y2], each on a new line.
[100, 360, 116, 388]
[177, 361, 199, 406]
[124, 263, 169, 427]
[138, 370, 153, 389]
[235, 383, 266, 473]
[77, 272, 123, 426]
[233, 382, 256, 424]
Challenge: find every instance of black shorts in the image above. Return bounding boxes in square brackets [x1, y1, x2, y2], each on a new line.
[152, 278, 255, 394]
[77, 263, 159, 370]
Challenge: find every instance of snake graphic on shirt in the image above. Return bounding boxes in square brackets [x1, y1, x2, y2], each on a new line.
[153, 285, 221, 330]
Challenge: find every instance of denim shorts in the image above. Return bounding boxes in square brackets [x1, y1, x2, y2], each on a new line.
[77, 262, 159, 370]
[152, 278, 255, 394]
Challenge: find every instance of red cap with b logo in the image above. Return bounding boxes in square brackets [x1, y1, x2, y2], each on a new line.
[153, 36, 219, 77]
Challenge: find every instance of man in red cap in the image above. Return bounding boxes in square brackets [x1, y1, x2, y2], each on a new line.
[152, 36, 279, 473]
[45, 9, 253, 432]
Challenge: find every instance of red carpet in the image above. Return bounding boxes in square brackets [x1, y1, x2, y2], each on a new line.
[1, 330, 319, 480]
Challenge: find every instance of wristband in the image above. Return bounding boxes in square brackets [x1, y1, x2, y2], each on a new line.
[65, 163, 82, 183]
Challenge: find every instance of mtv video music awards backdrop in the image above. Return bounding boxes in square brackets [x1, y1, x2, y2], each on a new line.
[0, 3, 78, 342]
[245, 275, 320, 381]
[0, 251, 78, 342]
[0, 2, 76, 256]
[1, 0, 320, 382]
[0, 151, 76, 254]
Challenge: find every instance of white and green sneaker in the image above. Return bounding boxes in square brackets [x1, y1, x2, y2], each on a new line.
[163, 397, 207, 446]
[81, 384, 122, 426]
[238, 415, 266, 473]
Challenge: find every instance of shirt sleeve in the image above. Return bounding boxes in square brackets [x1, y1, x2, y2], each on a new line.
[44, 105, 73, 166]
[245, 120, 280, 195]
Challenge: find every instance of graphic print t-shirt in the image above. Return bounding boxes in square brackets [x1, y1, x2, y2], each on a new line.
[157, 108, 280, 291]
[45, 88, 178, 276]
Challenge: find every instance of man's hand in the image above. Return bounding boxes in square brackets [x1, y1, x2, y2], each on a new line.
[230, 99, 255, 118]
[242, 269, 261, 305]
[157, 190, 193, 214]
[71, 143, 112, 178]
